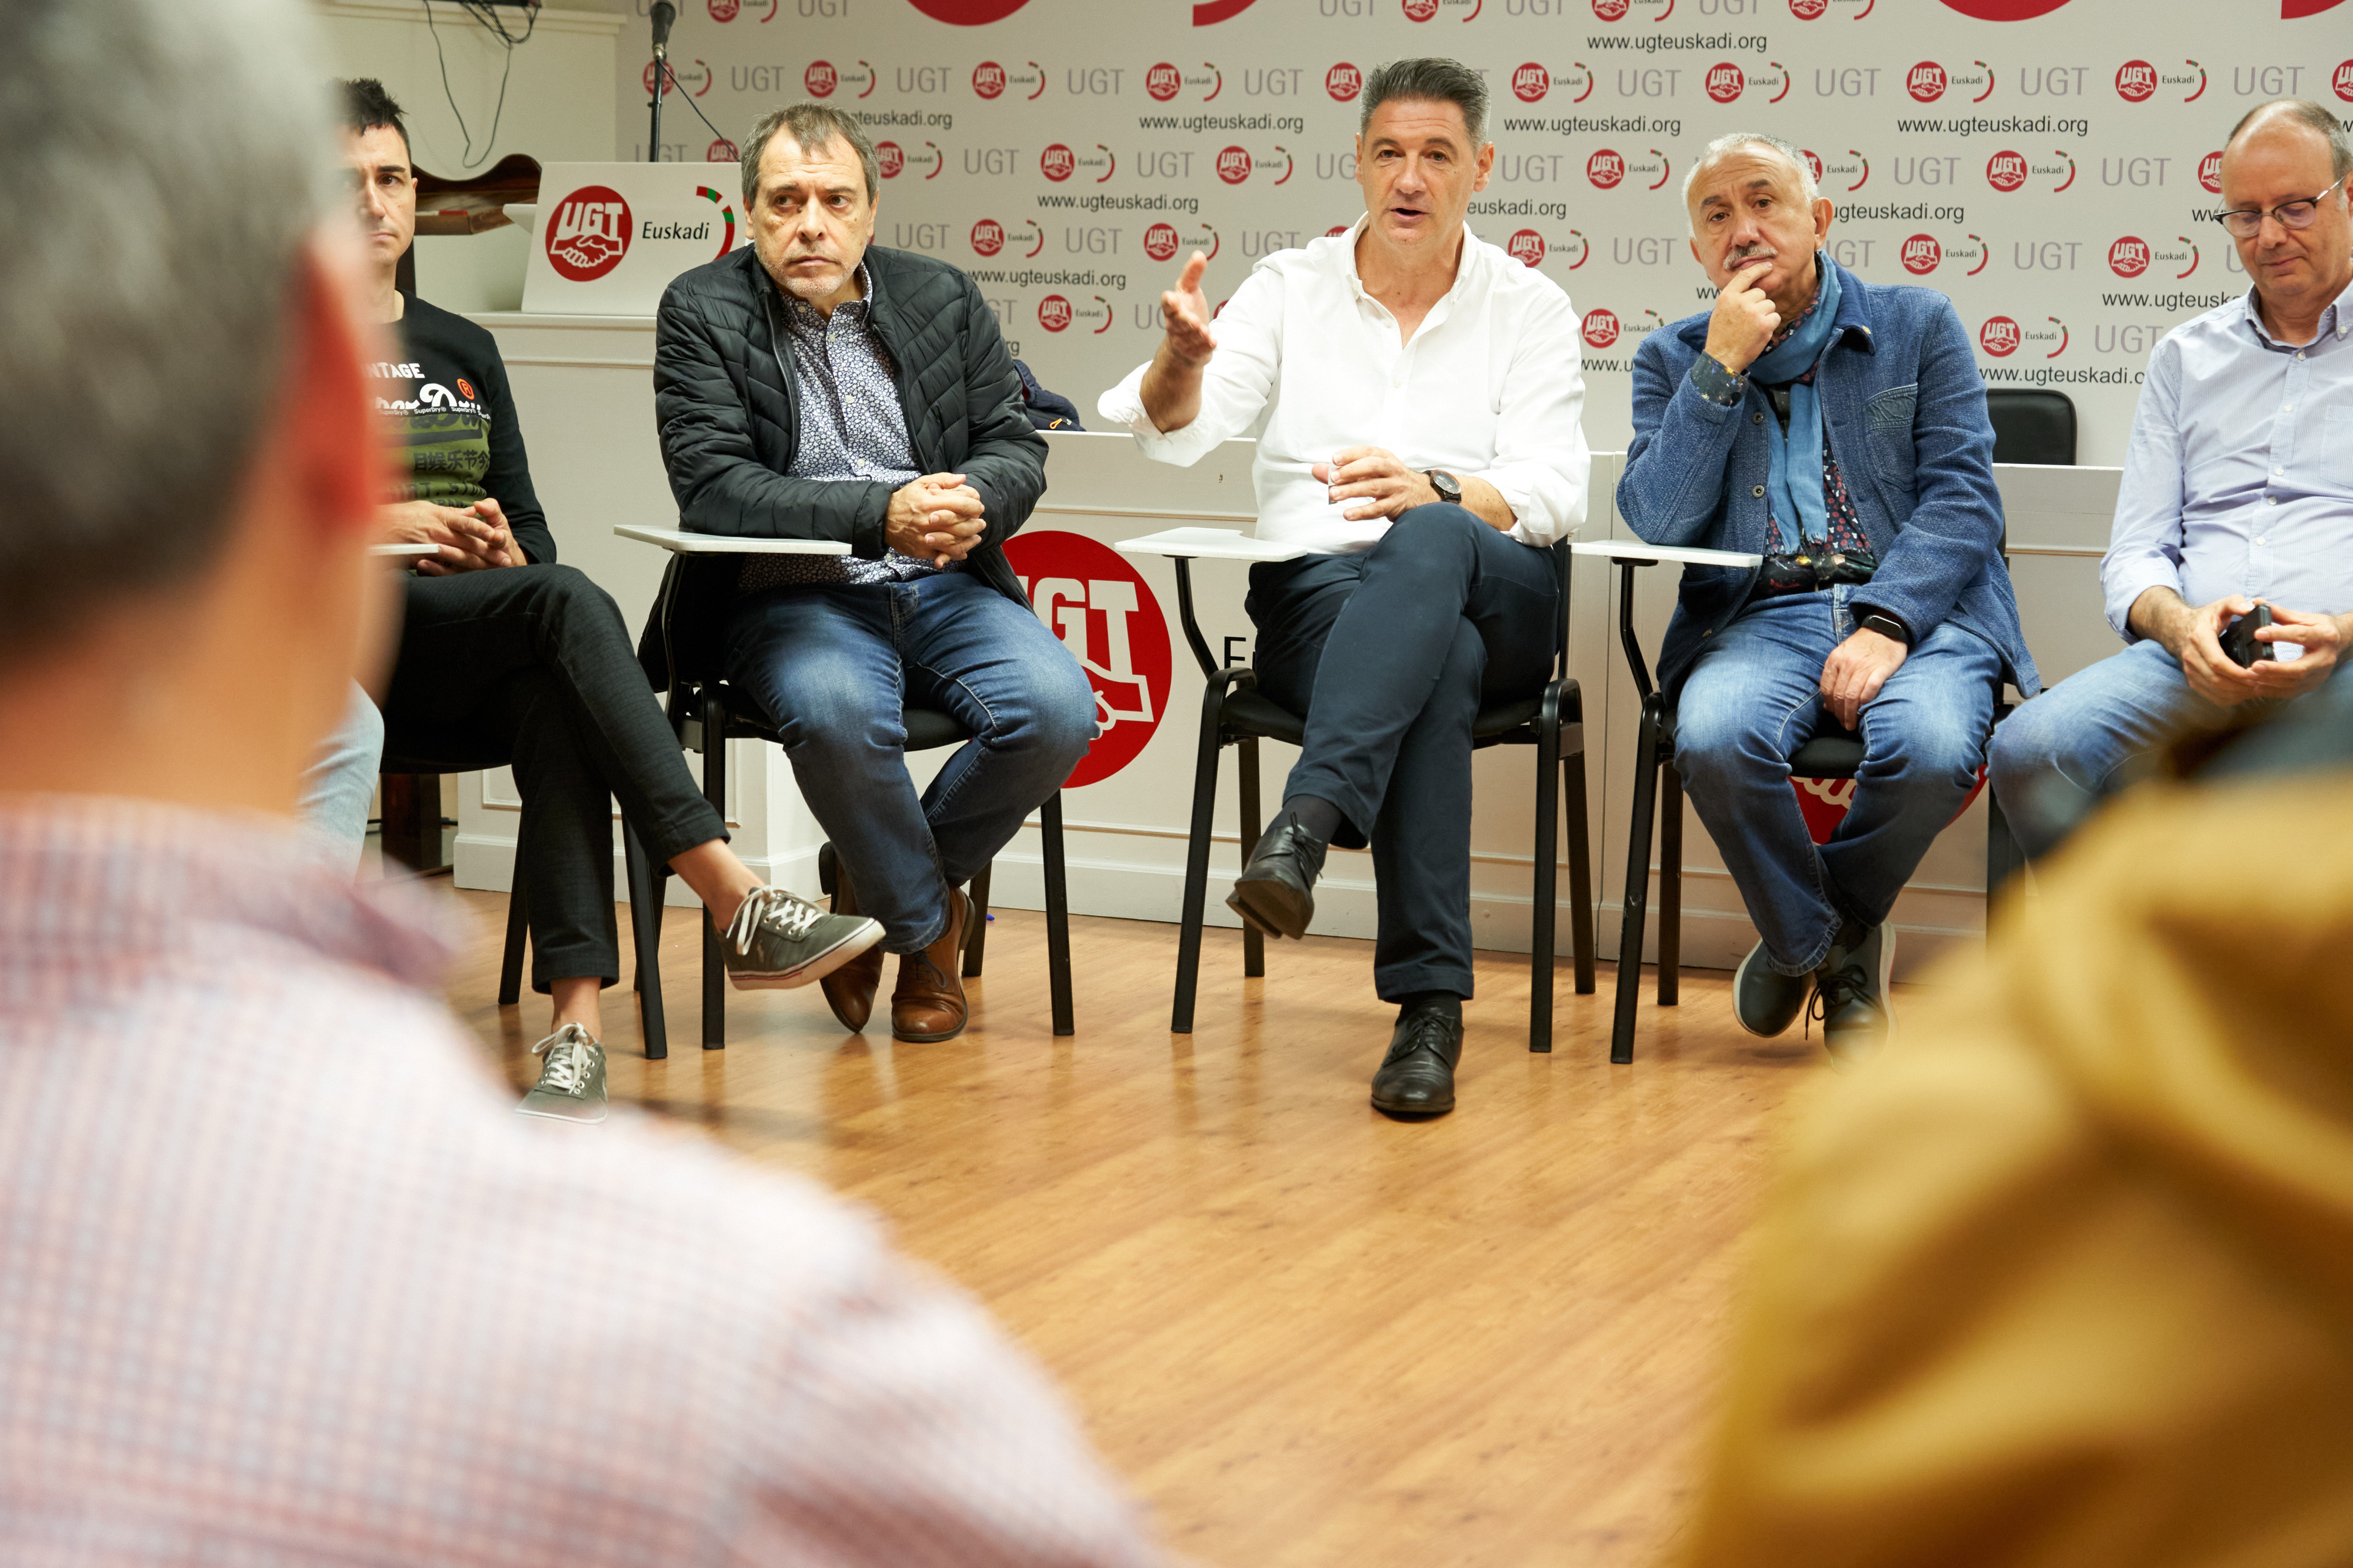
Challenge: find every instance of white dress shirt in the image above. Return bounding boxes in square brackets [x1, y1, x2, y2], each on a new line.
[2102, 272, 2353, 639]
[1098, 216, 1591, 553]
[0, 799, 1166, 1567]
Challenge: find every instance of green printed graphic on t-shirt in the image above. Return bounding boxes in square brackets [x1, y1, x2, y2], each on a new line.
[392, 406, 491, 507]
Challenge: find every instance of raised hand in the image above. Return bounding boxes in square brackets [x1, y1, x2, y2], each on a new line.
[1159, 251, 1216, 368]
[1702, 257, 1781, 375]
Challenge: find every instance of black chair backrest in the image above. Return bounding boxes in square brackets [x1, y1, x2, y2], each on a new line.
[1985, 389, 2077, 466]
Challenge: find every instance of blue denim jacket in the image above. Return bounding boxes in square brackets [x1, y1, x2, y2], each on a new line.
[1618, 258, 2038, 699]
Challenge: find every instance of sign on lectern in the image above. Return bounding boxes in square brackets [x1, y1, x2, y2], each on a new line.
[521, 162, 749, 316]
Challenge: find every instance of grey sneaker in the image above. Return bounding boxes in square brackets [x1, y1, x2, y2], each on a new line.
[516, 1023, 606, 1124]
[1733, 940, 1810, 1037]
[721, 886, 886, 990]
[1812, 921, 1896, 1070]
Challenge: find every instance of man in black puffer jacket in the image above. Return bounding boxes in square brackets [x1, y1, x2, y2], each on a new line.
[655, 102, 1095, 1046]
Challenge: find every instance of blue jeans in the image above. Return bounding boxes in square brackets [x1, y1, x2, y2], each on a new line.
[1988, 637, 2262, 862]
[724, 571, 1098, 953]
[296, 684, 384, 875]
[1675, 588, 2000, 976]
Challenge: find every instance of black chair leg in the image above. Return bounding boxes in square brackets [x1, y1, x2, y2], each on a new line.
[962, 862, 992, 979]
[498, 862, 529, 1007]
[1564, 731, 1597, 996]
[1171, 685, 1227, 1034]
[622, 822, 668, 1062]
[1041, 792, 1074, 1036]
[1611, 702, 1663, 1065]
[1237, 734, 1265, 980]
[1658, 762, 1682, 1007]
[1529, 698, 1562, 1054]
[699, 691, 729, 1051]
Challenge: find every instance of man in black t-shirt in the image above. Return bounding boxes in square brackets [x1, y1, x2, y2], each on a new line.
[339, 79, 881, 1120]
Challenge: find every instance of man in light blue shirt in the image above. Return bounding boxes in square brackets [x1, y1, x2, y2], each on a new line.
[1992, 99, 2353, 859]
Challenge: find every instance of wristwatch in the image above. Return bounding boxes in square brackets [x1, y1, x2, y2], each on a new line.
[1425, 469, 1463, 506]
[1858, 610, 1913, 647]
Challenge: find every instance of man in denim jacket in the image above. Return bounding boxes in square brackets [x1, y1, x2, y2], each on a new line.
[1619, 133, 2036, 1061]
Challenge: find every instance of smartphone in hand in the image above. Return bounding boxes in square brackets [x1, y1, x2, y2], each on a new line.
[2219, 605, 2276, 668]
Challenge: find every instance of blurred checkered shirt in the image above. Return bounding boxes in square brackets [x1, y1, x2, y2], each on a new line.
[0, 798, 1166, 1566]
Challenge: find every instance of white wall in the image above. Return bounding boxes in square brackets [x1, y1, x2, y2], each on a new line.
[311, 0, 623, 312]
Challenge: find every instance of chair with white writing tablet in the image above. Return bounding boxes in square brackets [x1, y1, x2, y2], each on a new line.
[1115, 526, 1597, 1050]
[621, 525, 1075, 1046]
[1575, 538, 2024, 1067]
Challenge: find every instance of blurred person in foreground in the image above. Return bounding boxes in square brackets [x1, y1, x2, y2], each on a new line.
[0, 1, 1166, 1559]
[1679, 696, 2353, 1564]
[1990, 100, 2353, 862]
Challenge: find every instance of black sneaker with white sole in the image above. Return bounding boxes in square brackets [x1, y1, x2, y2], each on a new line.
[516, 1023, 606, 1124]
[1812, 920, 1895, 1069]
[1733, 940, 1811, 1037]
[721, 886, 885, 990]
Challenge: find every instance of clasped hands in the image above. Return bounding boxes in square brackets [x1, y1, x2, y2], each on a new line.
[887, 472, 987, 566]
[1312, 448, 1442, 523]
[379, 497, 519, 574]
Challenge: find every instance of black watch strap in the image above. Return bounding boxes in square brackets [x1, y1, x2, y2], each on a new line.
[1858, 610, 1912, 647]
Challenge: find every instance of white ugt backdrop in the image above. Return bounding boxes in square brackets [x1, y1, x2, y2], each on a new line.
[609, 0, 2353, 465]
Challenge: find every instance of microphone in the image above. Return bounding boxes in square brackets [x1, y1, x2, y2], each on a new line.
[649, 1, 675, 52]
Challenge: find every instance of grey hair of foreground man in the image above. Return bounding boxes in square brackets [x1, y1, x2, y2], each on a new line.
[1359, 57, 1489, 146]
[0, 0, 334, 663]
[2225, 96, 2353, 179]
[739, 101, 881, 205]
[1681, 131, 1820, 206]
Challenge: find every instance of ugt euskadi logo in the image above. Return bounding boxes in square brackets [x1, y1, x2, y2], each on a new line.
[546, 186, 631, 281]
[1004, 533, 1174, 788]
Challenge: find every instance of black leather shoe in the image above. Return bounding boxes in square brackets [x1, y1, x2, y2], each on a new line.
[1369, 1002, 1463, 1118]
[1227, 811, 1329, 940]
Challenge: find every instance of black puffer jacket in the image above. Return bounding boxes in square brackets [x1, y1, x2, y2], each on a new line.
[646, 243, 1047, 685]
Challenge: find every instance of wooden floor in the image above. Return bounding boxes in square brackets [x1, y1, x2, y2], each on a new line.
[440, 888, 1833, 1567]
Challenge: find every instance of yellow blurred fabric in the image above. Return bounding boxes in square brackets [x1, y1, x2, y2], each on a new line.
[1681, 771, 2353, 1568]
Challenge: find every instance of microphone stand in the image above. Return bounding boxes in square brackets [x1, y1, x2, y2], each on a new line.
[646, 2, 675, 162]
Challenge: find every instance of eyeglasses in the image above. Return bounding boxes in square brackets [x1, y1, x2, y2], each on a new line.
[2214, 174, 2348, 239]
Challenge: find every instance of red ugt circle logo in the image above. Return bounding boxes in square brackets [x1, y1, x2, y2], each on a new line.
[1582, 308, 1620, 348]
[1706, 62, 1745, 103]
[1587, 149, 1626, 189]
[1002, 532, 1174, 790]
[1217, 145, 1253, 184]
[708, 0, 739, 17]
[546, 185, 632, 282]
[1789, 0, 1827, 15]
[805, 61, 838, 97]
[2108, 236, 2151, 277]
[2115, 60, 2157, 101]
[1901, 234, 1942, 274]
[876, 141, 905, 179]
[1327, 62, 1364, 101]
[1907, 62, 1948, 102]
[1404, 0, 1438, 18]
[1144, 222, 1181, 262]
[1986, 149, 2028, 191]
[1038, 295, 1073, 332]
[1041, 144, 1076, 182]
[1979, 316, 2021, 356]
[973, 61, 1006, 99]
[2334, 59, 2353, 102]
[1514, 63, 1550, 102]
[971, 219, 1005, 256]
[2198, 151, 2224, 192]
[1146, 62, 1182, 101]
[1593, 0, 1629, 17]
[1508, 229, 1547, 266]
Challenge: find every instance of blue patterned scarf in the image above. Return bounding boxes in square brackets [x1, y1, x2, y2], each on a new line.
[1743, 253, 1841, 547]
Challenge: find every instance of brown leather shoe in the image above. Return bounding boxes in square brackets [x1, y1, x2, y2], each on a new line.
[819, 860, 884, 1032]
[890, 885, 971, 1043]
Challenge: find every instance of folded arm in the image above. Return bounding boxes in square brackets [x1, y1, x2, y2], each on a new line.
[1618, 332, 1748, 546]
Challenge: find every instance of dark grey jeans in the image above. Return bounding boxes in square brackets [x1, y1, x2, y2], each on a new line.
[1246, 505, 1558, 1002]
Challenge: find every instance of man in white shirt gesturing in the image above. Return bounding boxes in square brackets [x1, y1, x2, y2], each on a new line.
[1099, 58, 1590, 1119]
